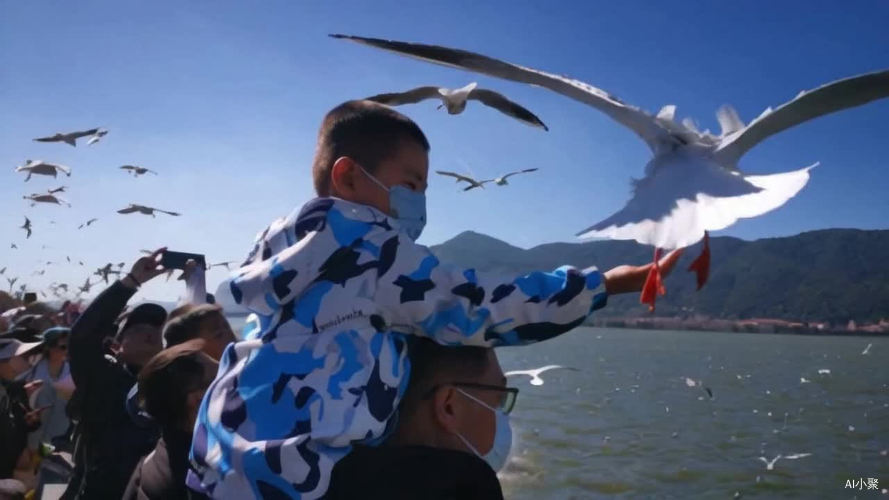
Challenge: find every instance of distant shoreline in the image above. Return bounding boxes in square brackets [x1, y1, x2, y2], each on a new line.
[586, 317, 889, 337]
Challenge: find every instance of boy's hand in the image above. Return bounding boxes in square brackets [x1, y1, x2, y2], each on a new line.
[603, 249, 683, 295]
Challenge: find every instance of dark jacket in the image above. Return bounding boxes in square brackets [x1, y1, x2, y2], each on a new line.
[123, 428, 206, 500]
[65, 281, 159, 500]
[0, 379, 39, 479]
[326, 445, 504, 500]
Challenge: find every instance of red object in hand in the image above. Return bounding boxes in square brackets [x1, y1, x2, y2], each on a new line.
[688, 231, 711, 291]
[640, 248, 665, 312]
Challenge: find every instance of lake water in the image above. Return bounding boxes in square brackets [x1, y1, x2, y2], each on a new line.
[225, 317, 888, 498]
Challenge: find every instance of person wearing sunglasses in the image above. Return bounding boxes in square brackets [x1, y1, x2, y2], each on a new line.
[327, 337, 517, 499]
[24, 327, 75, 453]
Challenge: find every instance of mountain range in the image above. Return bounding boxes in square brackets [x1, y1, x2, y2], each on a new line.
[429, 229, 889, 324]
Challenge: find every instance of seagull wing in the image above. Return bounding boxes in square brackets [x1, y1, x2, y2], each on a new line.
[435, 170, 479, 184]
[53, 163, 71, 175]
[365, 86, 442, 106]
[499, 167, 539, 181]
[117, 205, 139, 214]
[157, 209, 181, 216]
[69, 128, 100, 139]
[468, 88, 548, 130]
[33, 135, 60, 143]
[576, 160, 815, 249]
[330, 34, 665, 150]
[782, 453, 812, 460]
[716, 70, 889, 165]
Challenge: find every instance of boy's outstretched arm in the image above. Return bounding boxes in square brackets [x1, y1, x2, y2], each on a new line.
[376, 235, 682, 347]
[604, 249, 683, 294]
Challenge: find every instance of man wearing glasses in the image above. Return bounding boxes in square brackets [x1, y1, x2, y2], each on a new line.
[327, 337, 518, 499]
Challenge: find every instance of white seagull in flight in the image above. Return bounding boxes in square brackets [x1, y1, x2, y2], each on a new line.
[365, 83, 548, 130]
[33, 128, 102, 147]
[16, 160, 71, 181]
[504, 365, 578, 386]
[757, 453, 812, 471]
[332, 34, 889, 302]
[24, 191, 71, 207]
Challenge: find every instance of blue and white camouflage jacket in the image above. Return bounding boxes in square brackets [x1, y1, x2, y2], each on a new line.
[189, 197, 608, 499]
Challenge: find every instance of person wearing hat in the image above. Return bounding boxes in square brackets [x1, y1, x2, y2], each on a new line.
[23, 327, 75, 453]
[1, 337, 44, 481]
[65, 249, 169, 500]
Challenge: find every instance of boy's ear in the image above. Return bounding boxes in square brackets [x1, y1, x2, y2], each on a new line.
[330, 156, 357, 198]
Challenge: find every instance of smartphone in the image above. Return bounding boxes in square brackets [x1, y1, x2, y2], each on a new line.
[161, 250, 207, 271]
[23, 292, 38, 305]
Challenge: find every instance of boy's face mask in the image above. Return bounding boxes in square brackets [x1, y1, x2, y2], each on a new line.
[359, 165, 427, 241]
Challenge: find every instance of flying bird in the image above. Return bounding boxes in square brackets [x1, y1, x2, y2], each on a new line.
[33, 128, 101, 147]
[86, 128, 108, 146]
[434, 171, 491, 191]
[94, 263, 122, 284]
[487, 168, 538, 186]
[117, 204, 180, 217]
[24, 192, 71, 207]
[7, 277, 18, 291]
[77, 278, 93, 295]
[757, 453, 812, 471]
[78, 218, 98, 229]
[16, 160, 71, 181]
[504, 365, 579, 386]
[120, 165, 158, 177]
[20, 217, 32, 238]
[209, 261, 237, 270]
[332, 34, 889, 306]
[861, 343, 873, 355]
[365, 83, 548, 130]
[0, 267, 5, 275]
[10, 243, 17, 249]
[48, 186, 67, 194]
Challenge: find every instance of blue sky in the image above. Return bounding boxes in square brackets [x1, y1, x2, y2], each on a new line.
[2, 1, 888, 302]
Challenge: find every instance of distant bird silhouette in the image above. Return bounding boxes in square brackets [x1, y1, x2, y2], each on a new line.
[33, 128, 101, 147]
[117, 204, 180, 217]
[120, 165, 158, 177]
[20, 217, 32, 238]
[78, 218, 98, 229]
[365, 83, 548, 130]
[435, 170, 490, 191]
[94, 263, 122, 284]
[16, 160, 71, 181]
[209, 261, 237, 270]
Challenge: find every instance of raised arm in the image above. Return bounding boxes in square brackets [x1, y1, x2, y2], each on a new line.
[377, 236, 682, 347]
[68, 249, 167, 386]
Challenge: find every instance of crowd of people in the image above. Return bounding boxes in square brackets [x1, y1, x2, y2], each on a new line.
[2, 99, 679, 500]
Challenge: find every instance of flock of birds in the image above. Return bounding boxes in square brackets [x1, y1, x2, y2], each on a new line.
[5, 128, 231, 299]
[333, 33, 889, 310]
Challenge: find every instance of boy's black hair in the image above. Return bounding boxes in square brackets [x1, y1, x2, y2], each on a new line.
[312, 100, 430, 196]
